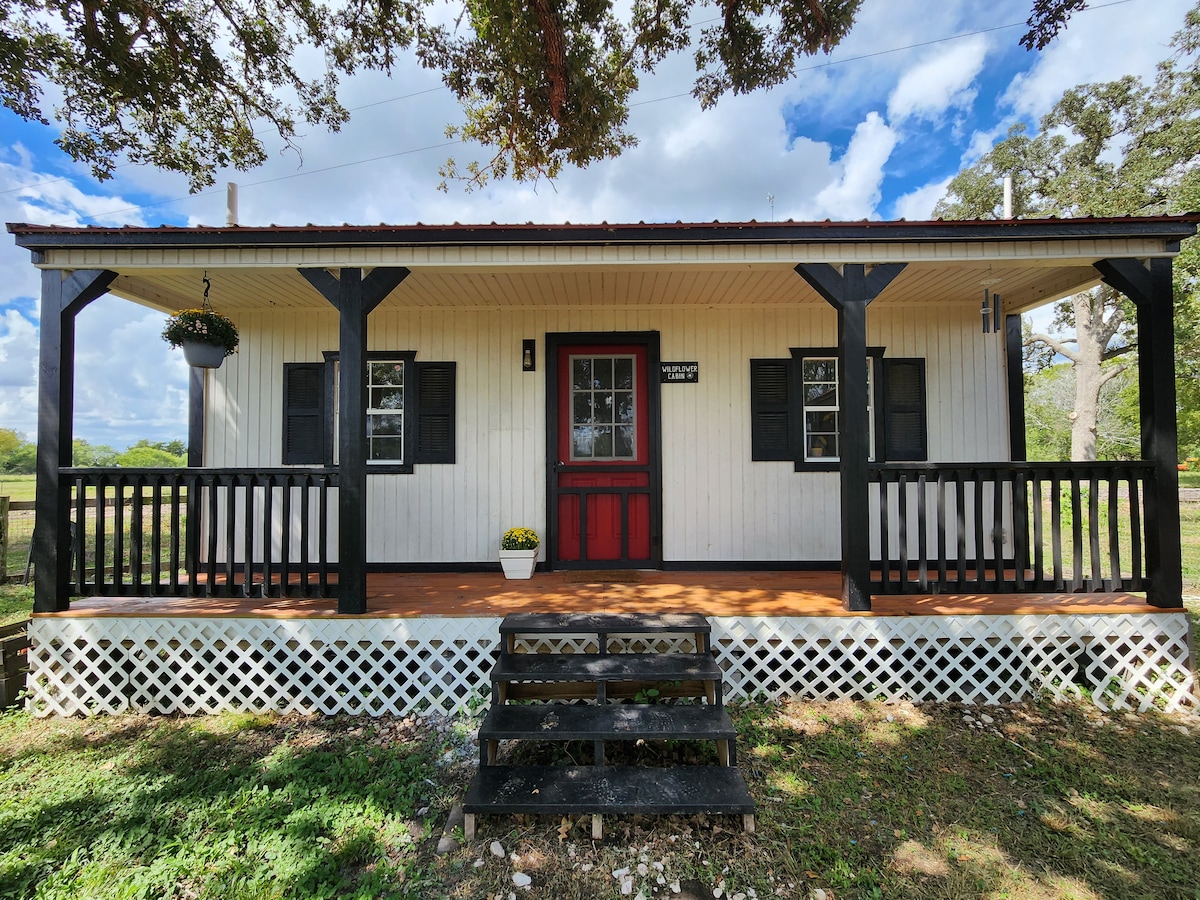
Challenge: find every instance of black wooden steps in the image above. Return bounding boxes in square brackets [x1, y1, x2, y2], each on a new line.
[479, 703, 737, 743]
[464, 612, 755, 839]
[464, 765, 755, 817]
[492, 652, 721, 684]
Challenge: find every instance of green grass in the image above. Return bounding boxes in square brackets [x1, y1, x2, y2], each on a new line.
[3, 699, 1194, 899]
[0, 476, 34, 504]
[1180, 470, 1200, 489]
[0, 711, 444, 899]
[0, 584, 31, 628]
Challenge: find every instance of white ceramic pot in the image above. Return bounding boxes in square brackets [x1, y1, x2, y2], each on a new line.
[498, 548, 538, 579]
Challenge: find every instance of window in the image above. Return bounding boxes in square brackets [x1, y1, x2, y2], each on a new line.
[569, 354, 636, 460]
[750, 349, 925, 467]
[282, 352, 455, 469]
[367, 360, 406, 463]
[798, 356, 875, 463]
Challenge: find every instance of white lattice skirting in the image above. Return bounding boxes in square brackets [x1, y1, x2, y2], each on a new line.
[26, 612, 1196, 717]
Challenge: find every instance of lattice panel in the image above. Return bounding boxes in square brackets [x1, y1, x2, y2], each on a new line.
[26, 612, 1195, 717]
[27, 617, 501, 718]
[710, 614, 1195, 713]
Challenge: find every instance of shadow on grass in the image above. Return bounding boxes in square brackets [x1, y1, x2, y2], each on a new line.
[731, 699, 1200, 899]
[0, 712, 447, 899]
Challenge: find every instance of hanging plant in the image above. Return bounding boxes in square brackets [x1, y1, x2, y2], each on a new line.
[162, 273, 239, 367]
[161, 308, 240, 355]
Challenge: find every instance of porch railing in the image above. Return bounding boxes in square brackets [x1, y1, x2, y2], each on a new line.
[869, 462, 1156, 594]
[62, 468, 339, 598]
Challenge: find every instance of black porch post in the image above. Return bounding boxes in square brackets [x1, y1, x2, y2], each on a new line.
[300, 266, 409, 614]
[33, 269, 117, 613]
[794, 263, 905, 611]
[1094, 257, 1183, 608]
[1005, 314, 1027, 462]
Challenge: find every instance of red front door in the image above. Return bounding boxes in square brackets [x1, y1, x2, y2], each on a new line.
[552, 343, 654, 566]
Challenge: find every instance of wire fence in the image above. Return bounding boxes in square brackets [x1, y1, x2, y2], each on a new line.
[2, 505, 33, 583]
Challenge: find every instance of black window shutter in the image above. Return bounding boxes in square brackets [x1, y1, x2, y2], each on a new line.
[750, 359, 793, 461]
[282, 362, 325, 464]
[882, 358, 927, 461]
[412, 361, 456, 464]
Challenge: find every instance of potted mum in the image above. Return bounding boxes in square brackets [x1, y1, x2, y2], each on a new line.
[161, 274, 239, 368]
[499, 527, 539, 580]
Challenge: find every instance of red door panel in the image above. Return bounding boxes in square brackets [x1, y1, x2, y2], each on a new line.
[553, 343, 653, 566]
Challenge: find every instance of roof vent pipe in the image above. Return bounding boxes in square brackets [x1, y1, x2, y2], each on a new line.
[226, 182, 239, 227]
[1002, 176, 1013, 220]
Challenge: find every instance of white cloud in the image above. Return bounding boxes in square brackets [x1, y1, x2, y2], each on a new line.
[892, 175, 954, 220]
[808, 112, 898, 220]
[887, 36, 988, 126]
[1003, 0, 1191, 121]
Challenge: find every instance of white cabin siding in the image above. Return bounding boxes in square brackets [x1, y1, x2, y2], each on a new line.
[205, 303, 1007, 564]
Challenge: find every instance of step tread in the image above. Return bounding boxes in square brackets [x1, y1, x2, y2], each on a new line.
[463, 765, 755, 815]
[480, 703, 737, 741]
[492, 652, 720, 684]
[499, 612, 710, 637]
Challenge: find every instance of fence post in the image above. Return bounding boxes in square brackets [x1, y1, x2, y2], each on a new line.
[0, 496, 8, 584]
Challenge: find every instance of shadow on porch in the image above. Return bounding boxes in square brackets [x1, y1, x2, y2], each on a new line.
[41, 569, 1169, 619]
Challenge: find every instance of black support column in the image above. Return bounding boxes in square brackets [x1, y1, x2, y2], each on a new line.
[794, 263, 905, 611]
[300, 267, 410, 614]
[1094, 256, 1183, 608]
[33, 269, 117, 612]
[1005, 314, 1027, 462]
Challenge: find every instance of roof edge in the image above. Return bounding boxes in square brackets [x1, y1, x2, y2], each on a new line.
[8, 215, 1200, 251]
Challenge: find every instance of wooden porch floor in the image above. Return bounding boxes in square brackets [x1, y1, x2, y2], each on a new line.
[41, 570, 1177, 619]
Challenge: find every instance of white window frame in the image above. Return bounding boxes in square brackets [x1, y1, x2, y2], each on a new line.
[798, 354, 876, 464]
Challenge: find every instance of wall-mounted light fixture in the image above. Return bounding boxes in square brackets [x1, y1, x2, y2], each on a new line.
[980, 278, 1002, 334]
[522, 339, 536, 372]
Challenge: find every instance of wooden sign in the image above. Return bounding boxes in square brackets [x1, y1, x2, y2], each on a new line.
[660, 362, 699, 383]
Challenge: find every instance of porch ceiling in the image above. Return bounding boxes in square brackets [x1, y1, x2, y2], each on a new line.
[104, 259, 1102, 317]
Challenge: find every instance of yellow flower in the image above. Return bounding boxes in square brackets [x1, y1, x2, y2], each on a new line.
[501, 527, 539, 550]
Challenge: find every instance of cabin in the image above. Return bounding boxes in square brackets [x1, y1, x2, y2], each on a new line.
[8, 217, 1196, 717]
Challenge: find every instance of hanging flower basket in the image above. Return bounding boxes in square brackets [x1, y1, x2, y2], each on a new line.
[162, 273, 239, 369]
[163, 307, 239, 368]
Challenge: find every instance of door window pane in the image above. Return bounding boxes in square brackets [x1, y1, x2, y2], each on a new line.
[569, 355, 636, 460]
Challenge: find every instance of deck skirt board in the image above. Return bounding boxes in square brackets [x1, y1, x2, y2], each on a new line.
[23, 610, 1195, 717]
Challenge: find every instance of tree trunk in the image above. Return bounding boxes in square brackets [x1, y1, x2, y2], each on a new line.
[1069, 291, 1110, 461]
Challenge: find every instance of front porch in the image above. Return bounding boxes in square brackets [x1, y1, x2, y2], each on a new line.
[26, 570, 1195, 718]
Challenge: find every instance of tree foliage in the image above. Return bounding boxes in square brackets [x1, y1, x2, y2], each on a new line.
[0, 0, 1097, 191]
[936, 1, 1200, 461]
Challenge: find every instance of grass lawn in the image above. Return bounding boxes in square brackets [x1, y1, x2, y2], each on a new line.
[0, 697, 1197, 899]
[1179, 470, 1200, 489]
[0, 476, 34, 504]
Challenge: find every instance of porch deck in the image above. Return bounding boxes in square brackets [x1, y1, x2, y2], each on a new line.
[36, 569, 1172, 620]
[27, 570, 1193, 719]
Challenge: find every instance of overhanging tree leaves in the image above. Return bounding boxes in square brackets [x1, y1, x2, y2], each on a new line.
[935, 2, 1200, 461]
[2, 0, 1101, 192]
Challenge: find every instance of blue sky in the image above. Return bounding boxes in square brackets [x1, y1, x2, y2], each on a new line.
[0, 0, 1193, 449]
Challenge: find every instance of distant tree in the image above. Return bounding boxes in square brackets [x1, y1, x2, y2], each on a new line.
[116, 446, 185, 468]
[936, 2, 1200, 461]
[2, 442, 36, 474]
[72, 439, 118, 467]
[126, 438, 186, 459]
[0, 428, 27, 470]
[0, 0, 1096, 192]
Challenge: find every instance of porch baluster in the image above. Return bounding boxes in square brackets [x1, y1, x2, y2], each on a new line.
[1070, 472, 1084, 592]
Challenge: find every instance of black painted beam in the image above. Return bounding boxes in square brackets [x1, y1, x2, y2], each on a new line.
[1096, 257, 1183, 607]
[298, 266, 410, 614]
[1005, 315, 1026, 462]
[33, 269, 117, 613]
[795, 262, 905, 611]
